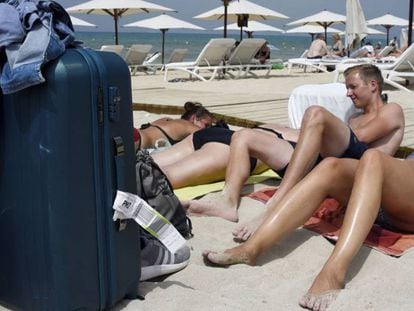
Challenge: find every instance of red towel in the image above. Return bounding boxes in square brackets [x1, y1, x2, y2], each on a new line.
[247, 187, 414, 257]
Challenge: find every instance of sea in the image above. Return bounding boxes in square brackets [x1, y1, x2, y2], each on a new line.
[75, 31, 385, 62]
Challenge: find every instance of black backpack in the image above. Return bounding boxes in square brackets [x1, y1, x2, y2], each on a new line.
[135, 150, 192, 238]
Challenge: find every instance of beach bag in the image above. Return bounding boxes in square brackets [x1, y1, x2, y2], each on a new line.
[135, 150, 193, 238]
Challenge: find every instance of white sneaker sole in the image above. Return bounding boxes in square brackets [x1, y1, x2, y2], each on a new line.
[140, 259, 190, 281]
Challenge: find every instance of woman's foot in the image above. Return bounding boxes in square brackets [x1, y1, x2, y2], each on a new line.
[232, 214, 265, 241]
[202, 246, 256, 266]
[187, 192, 239, 222]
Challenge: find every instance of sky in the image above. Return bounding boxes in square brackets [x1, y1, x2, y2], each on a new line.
[59, 0, 412, 38]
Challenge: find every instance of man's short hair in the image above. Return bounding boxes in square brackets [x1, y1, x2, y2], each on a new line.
[316, 33, 324, 40]
[344, 64, 384, 93]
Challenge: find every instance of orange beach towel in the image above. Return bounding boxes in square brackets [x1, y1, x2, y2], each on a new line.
[247, 187, 414, 257]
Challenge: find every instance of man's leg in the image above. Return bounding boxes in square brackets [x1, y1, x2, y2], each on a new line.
[276, 106, 352, 202]
[300, 150, 414, 311]
[188, 128, 293, 222]
[234, 107, 353, 241]
[203, 158, 357, 266]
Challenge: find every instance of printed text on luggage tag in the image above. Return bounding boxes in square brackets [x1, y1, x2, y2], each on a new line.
[113, 190, 186, 254]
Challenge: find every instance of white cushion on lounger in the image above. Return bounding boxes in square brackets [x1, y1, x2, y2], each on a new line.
[288, 83, 361, 129]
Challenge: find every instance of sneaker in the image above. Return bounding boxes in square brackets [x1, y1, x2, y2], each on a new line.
[140, 234, 191, 281]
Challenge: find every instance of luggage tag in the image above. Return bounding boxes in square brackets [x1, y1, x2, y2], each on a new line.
[112, 190, 187, 254]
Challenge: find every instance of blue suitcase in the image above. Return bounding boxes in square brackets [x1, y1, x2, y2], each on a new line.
[0, 48, 140, 310]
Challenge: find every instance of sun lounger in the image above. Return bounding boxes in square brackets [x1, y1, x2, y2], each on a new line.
[222, 38, 272, 78]
[334, 44, 414, 92]
[164, 38, 236, 81]
[377, 45, 394, 57]
[100, 45, 124, 56]
[166, 48, 188, 63]
[151, 49, 188, 72]
[123, 44, 154, 75]
[287, 45, 387, 75]
[287, 57, 332, 74]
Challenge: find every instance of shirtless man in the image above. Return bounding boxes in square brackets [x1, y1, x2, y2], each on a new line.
[189, 64, 404, 241]
[307, 33, 329, 59]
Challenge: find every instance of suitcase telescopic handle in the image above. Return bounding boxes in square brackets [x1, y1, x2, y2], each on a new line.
[113, 136, 128, 231]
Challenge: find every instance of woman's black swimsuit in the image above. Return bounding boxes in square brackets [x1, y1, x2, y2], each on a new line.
[140, 123, 181, 145]
[192, 127, 296, 177]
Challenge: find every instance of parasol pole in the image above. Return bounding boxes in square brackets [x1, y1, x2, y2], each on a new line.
[161, 29, 167, 64]
[114, 9, 119, 45]
[222, 0, 229, 38]
[409, 0, 413, 47]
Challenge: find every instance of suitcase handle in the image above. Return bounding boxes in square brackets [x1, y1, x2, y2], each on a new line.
[113, 136, 128, 231]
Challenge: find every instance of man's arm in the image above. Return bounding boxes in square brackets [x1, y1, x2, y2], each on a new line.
[321, 41, 329, 56]
[351, 103, 404, 144]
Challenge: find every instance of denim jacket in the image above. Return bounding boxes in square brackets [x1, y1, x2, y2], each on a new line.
[0, 0, 75, 94]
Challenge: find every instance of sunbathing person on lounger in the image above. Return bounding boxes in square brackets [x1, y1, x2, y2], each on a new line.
[202, 149, 414, 311]
[135, 101, 213, 150]
[189, 64, 404, 239]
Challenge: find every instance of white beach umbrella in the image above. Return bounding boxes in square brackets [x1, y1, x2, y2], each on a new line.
[66, 0, 175, 44]
[286, 24, 343, 41]
[69, 15, 97, 27]
[345, 0, 368, 51]
[364, 27, 386, 35]
[214, 21, 283, 38]
[123, 14, 204, 64]
[340, 27, 385, 36]
[287, 10, 346, 41]
[400, 26, 414, 48]
[367, 13, 408, 44]
[194, 0, 288, 40]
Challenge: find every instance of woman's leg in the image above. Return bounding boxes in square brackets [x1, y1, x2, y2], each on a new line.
[188, 128, 293, 222]
[151, 134, 195, 168]
[160, 142, 231, 189]
[203, 158, 358, 265]
[300, 150, 414, 310]
[223, 128, 294, 208]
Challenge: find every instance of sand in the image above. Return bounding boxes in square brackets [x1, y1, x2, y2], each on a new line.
[110, 67, 414, 311]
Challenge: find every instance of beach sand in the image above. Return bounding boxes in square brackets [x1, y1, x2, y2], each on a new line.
[112, 67, 414, 311]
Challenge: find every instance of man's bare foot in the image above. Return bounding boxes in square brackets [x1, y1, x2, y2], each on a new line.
[299, 291, 339, 311]
[232, 214, 265, 241]
[187, 192, 239, 222]
[202, 246, 256, 266]
[298, 267, 344, 311]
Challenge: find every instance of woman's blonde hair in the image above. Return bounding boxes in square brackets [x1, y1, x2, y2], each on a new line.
[332, 33, 340, 40]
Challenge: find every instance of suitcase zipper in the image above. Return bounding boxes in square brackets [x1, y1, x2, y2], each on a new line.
[97, 86, 104, 124]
